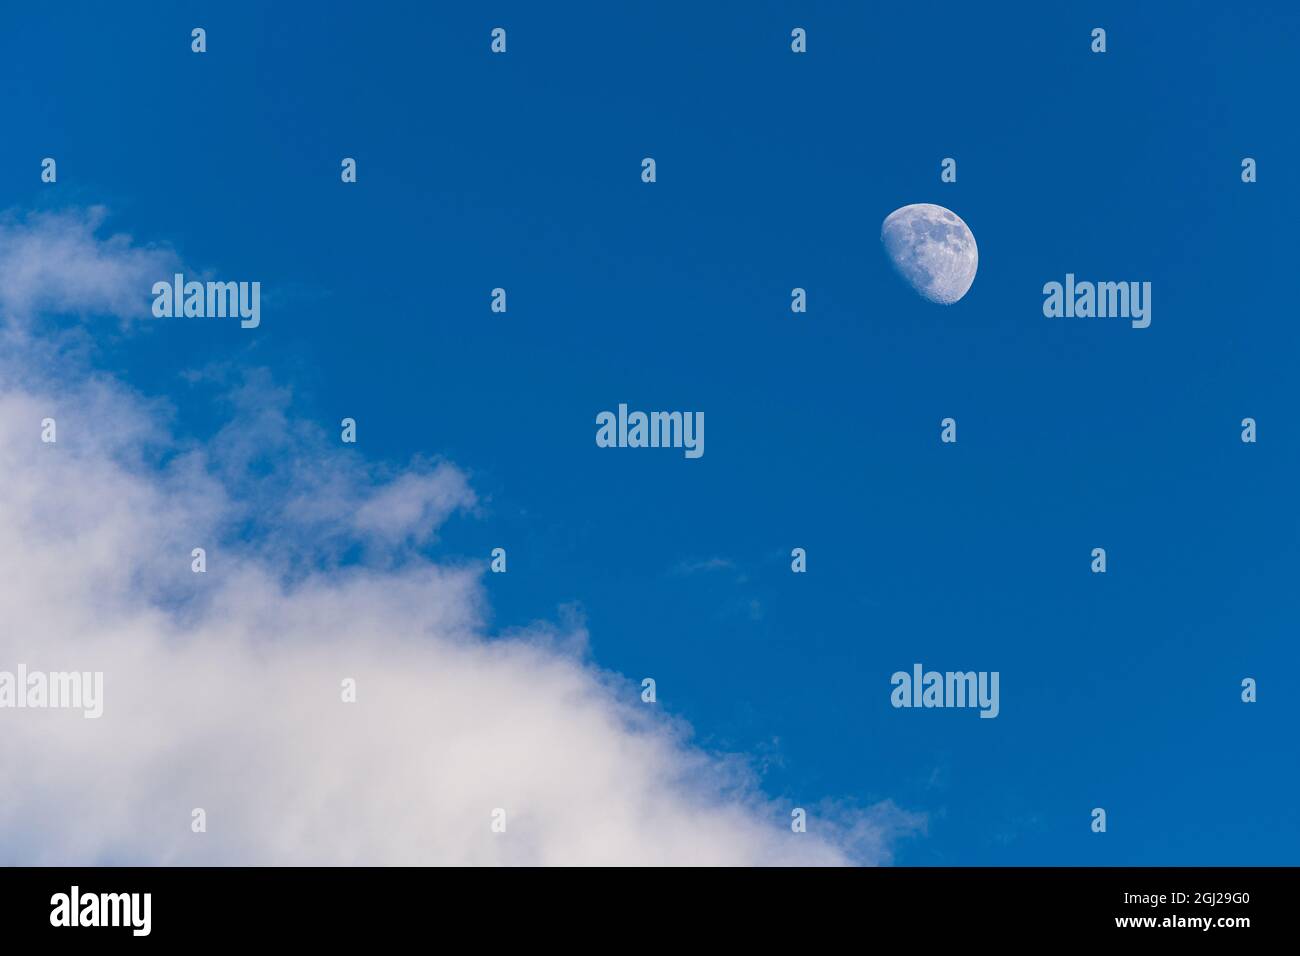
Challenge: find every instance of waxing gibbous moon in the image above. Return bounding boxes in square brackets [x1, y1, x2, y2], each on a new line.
[880, 203, 978, 304]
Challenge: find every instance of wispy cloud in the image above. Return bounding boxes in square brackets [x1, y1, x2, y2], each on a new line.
[0, 207, 177, 326]
[671, 556, 762, 620]
[672, 556, 737, 575]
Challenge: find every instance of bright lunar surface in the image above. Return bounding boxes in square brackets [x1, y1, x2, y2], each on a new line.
[880, 203, 979, 304]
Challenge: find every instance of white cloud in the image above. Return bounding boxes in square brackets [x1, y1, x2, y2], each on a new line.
[672, 556, 736, 575]
[0, 207, 176, 325]
[0, 210, 923, 865]
[350, 465, 475, 546]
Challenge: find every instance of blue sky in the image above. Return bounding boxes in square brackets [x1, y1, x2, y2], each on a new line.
[3, 1, 1297, 864]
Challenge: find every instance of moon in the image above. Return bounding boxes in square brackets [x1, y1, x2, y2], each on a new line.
[880, 203, 978, 304]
